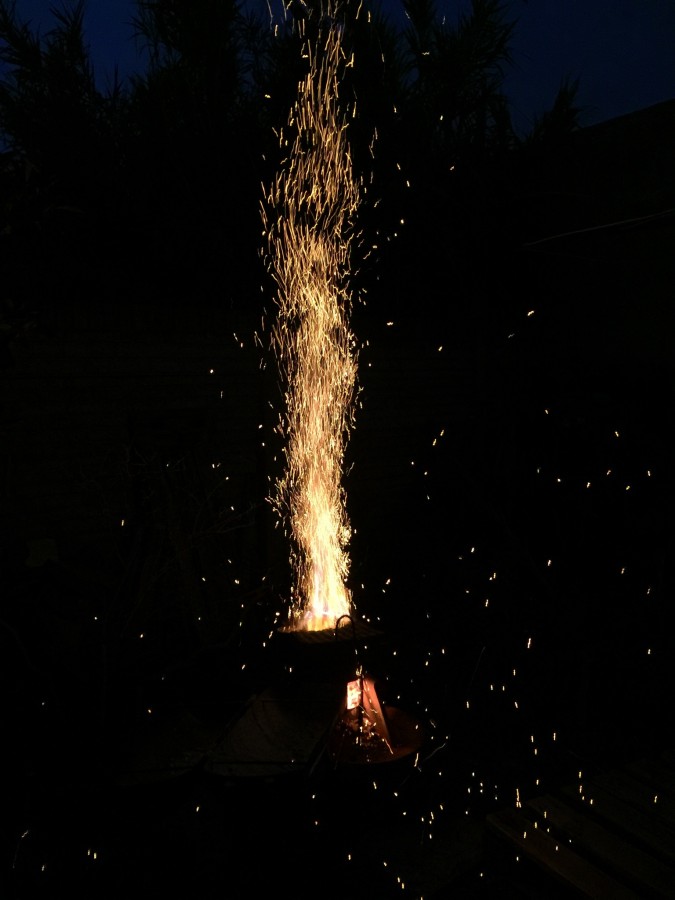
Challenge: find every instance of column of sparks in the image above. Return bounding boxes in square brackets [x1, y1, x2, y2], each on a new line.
[262, 3, 360, 631]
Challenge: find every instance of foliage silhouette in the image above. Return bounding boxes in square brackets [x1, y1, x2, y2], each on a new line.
[0, 0, 582, 322]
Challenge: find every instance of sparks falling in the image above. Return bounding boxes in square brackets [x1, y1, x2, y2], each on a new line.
[262, 3, 360, 631]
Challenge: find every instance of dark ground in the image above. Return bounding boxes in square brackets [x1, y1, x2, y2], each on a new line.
[4, 455, 674, 899]
[4, 207, 675, 897]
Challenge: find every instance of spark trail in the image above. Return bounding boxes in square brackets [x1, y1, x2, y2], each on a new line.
[262, 2, 360, 631]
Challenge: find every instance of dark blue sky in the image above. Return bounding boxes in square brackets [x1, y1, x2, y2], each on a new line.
[7, 0, 675, 131]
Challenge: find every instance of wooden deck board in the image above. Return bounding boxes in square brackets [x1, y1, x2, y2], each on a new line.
[487, 753, 675, 898]
[621, 757, 675, 799]
[487, 806, 642, 898]
[559, 781, 675, 866]
[526, 794, 675, 897]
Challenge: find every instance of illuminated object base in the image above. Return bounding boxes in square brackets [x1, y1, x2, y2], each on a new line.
[273, 618, 384, 682]
[276, 618, 382, 643]
[272, 618, 424, 769]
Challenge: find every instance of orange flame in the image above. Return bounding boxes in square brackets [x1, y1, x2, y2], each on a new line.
[262, 3, 360, 631]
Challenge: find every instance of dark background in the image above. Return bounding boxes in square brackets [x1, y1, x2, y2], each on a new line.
[2, 1, 675, 897]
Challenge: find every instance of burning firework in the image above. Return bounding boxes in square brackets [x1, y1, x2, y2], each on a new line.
[262, 2, 361, 632]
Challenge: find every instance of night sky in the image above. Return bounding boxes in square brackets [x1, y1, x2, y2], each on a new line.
[7, 0, 675, 128]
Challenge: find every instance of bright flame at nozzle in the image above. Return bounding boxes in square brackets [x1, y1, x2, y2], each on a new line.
[281, 608, 352, 634]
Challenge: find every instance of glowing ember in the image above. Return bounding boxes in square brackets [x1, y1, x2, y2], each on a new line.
[329, 670, 426, 765]
[343, 672, 392, 753]
[262, 2, 360, 632]
[346, 678, 362, 710]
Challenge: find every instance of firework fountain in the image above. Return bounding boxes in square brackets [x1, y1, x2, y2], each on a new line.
[259, 0, 422, 765]
[261, 0, 359, 634]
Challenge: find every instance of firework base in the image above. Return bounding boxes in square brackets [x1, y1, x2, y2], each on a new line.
[273, 618, 384, 681]
[328, 705, 425, 766]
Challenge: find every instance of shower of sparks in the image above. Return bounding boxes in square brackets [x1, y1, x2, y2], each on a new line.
[262, 2, 360, 631]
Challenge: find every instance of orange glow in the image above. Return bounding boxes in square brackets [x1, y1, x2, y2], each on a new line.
[262, 3, 359, 632]
[346, 678, 362, 710]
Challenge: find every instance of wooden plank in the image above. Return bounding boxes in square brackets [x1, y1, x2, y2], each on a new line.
[560, 782, 675, 866]
[526, 794, 675, 898]
[623, 758, 675, 799]
[486, 806, 641, 899]
[589, 769, 675, 828]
